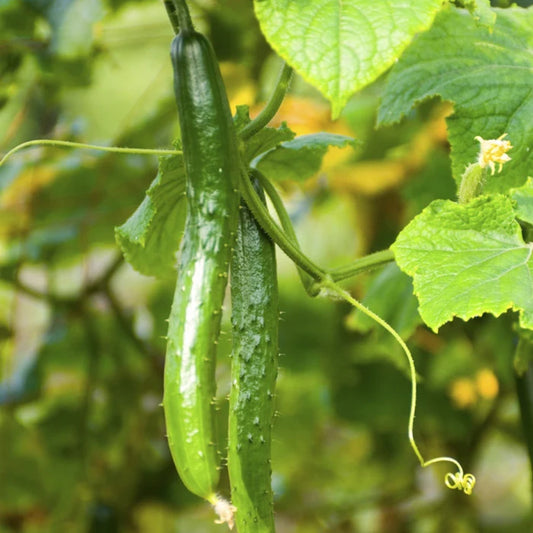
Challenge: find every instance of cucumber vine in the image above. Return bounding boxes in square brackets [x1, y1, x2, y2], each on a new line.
[0, 77, 476, 500]
[14, 1, 533, 530]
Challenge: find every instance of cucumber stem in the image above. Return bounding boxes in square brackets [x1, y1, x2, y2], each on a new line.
[163, 0, 180, 34]
[241, 169, 396, 290]
[172, 0, 194, 32]
[239, 63, 293, 141]
[329, 249, 395, 282]
[252, 169, 319, 296]
[239, 164, 326, 283]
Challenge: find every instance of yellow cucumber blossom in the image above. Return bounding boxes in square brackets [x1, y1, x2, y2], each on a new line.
[475, 133, 512, 175]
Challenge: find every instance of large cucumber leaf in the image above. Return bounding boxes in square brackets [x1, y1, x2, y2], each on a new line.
[254, 0, 444, 117]
[392, 195, 533, 332]
[378, 6, 533, 193]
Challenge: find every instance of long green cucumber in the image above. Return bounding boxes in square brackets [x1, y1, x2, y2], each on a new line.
[163, 0, 240, 502]
[228, 177, 279, 532]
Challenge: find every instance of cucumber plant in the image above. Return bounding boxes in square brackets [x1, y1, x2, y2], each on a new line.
[1, 0, 532, 531]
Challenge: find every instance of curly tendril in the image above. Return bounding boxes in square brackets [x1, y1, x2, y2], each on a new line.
[424, 457, 476, 495]
[445, 471, 476, 495]
[322, 278, 475, 495]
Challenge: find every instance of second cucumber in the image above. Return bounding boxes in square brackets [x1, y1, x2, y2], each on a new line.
[228, 176, 279, 532]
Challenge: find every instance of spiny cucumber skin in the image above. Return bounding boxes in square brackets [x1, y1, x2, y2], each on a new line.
[229, 180, 278, 532]
[163, 28, 240, 500]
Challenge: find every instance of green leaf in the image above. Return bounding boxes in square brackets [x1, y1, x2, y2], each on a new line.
[511, 177, 533, 226]
[392, 195, 533, 332]
[378, 6, 533, 193]
[468, 0, 496, 29]
[115, 154, 186, 279]
[253, 0, 444, 117]
[234, 105, 296, 164]
[253, 133, 356, 182]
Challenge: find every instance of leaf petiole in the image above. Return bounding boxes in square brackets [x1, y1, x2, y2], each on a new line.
[329, 249, 395, 282]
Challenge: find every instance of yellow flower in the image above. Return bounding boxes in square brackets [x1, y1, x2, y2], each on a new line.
[475, 133, 512, 175]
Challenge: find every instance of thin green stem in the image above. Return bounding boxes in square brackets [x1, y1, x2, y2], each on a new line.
[322, 277, 475, 495]
[163, 0, 180, 34]
[252, 169, 319, 296]
[172, 0, 194, 31]
[250, 170, 394, 290]
[239, 63, 293, 141]
[0, 139, 181, 166]
[251, 170, 298, 243]
[238, 165, 326, 283]
[329, 249, 395, 282]
[248, 170, 395, 291]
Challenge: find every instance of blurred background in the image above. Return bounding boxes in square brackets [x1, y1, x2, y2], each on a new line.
[1, 0, 533, 531]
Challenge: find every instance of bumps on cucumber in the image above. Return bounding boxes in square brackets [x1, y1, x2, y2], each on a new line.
[229, 179, 278, 532]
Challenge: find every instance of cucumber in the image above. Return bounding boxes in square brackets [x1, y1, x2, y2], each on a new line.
[163, 0, 240, 501]
[228, 177, 278, 532]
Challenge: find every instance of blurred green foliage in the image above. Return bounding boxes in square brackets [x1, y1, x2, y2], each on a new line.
[0, 1, 531, 532]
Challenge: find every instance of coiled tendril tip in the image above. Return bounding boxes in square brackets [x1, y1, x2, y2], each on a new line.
[445, 471, 476, 495]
